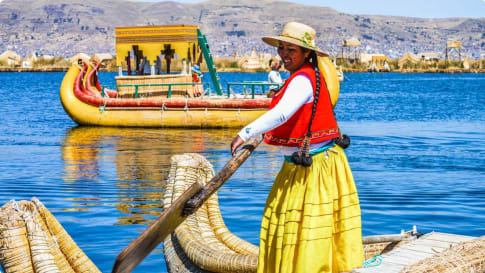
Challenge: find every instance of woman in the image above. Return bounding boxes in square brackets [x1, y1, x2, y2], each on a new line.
[231, 22, 364, 273]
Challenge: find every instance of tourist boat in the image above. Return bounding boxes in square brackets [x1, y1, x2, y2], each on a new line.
[162, 153, 485, 273]
[60, 24, 341, 128]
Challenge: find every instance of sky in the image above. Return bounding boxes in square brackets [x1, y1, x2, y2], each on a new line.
[135, 0, 485, 18]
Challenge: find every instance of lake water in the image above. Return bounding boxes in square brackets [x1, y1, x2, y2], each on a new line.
[0, 71, 484, 272]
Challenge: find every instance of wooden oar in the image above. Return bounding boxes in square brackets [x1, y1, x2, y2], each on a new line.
[111, 135, 263, 273]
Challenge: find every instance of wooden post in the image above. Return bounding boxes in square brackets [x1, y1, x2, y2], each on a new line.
[125, 54, 131, 75]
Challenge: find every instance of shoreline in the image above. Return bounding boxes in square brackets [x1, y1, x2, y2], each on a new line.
[1, 67, 484, 74]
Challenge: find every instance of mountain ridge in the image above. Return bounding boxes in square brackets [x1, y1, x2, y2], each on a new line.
[1, 0, 483, 58]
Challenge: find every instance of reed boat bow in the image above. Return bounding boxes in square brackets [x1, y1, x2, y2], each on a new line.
[60, 63, 271, 128]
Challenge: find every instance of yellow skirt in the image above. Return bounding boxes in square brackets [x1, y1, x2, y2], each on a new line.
[257, 145, 364, 273]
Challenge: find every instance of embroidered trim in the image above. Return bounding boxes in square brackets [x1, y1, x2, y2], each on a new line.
[264, 127, 339, 146]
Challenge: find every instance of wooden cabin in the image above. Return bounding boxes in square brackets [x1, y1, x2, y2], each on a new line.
[114, 24, 205, 98]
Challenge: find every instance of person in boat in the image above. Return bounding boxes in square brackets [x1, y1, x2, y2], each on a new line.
[230, 22, 364, 273]
[267, 60, 283, 98]
[191, 64, 203, 97]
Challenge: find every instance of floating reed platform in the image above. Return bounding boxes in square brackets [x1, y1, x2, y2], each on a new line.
[355, 232, 485, 273]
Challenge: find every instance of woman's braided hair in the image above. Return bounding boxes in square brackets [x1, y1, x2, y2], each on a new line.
[291, 50, 320, 166]
[306, 50, 320, 137]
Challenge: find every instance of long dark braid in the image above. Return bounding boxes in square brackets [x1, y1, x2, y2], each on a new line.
[291, 51, 321, 167]
[306, 51, 321, 137]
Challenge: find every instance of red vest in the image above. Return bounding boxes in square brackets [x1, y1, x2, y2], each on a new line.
[264, 63, 339, 147]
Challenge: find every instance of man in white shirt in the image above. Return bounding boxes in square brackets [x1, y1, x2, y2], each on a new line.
[268, 60, 283, 85]
[267, 60, 283, 97]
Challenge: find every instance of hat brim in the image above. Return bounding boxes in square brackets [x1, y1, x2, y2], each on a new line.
[262, 36, 328, 57]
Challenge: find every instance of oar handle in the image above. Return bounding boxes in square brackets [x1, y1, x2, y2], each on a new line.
[183, 135, 263, 216]
[111, 135, 263, 273]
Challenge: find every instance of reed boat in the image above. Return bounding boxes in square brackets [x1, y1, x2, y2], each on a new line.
[162, 153, 485, 273]
[60, 61, 271, 128]
[60, 24, 342, 128]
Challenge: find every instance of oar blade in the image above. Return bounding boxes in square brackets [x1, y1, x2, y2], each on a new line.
[111, 182, 203, 273]
[111, 135, 263, 273]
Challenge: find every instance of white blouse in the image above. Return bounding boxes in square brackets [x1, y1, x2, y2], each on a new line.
[238, 75, 332, 156]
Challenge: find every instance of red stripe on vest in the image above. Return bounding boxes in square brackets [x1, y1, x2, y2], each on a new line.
[264, 63, 339, 147]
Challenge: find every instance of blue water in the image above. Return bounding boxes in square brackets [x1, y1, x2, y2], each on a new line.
[0, 71, 484, 272]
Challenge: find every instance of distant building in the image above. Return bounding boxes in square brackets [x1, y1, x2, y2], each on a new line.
[398, 52, 420, 68]
[0, 50, 22, 66]
[417, 52, 439, 63]
[359, 53, 386, 65]
[339, 38, 361, 64]
[39, 55, 54, 60]
[238, 49, 262, 70]
[69, 53, 90, 65]
[446, 40, 462, 61]
[398, 52, 439, 68]
[90, 53, 113, 63]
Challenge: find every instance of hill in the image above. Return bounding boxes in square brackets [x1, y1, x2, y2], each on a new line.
[1, 0, 484, 58]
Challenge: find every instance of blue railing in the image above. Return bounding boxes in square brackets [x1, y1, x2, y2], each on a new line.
[101, 82, 211, 98]
[226, 82, 281, 99]
[100, 81, 280, 99]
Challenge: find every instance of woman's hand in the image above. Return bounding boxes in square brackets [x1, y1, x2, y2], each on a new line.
[230, 135, 245, 156]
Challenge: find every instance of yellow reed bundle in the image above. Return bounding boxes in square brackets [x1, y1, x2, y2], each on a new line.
[163, 153, 258, 273]
[400, 235, 485, 273]
[0, 201, 34, 273]
[17, 201, 74, 273]
[17, 201, 60, 273]
[206, 194, 259, 255]
[31, 198, 101, 273]
[0, 199, 101, 273]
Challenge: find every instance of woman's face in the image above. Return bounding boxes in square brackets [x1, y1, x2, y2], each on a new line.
[277, 41, 310, 73]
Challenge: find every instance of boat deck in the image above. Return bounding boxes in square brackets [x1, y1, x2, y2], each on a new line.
[354, 232, 477, 273]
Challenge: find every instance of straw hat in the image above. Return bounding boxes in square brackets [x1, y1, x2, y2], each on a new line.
[262, 22, 328, 57]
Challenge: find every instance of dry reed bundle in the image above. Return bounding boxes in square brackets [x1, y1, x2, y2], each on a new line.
[0, 201, 34, 273]
[31, 198, 100, 273]
[0, 198, 101, 273]
[163, 153, 258, 273]
[363, 240, 413, 261]
[17, 201, 60, 273]
[400, 235, 485, 273]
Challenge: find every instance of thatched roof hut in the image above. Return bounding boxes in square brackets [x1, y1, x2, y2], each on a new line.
[69, 53, 90, 64]
[398, 52, 420, 68]
[90, 53, 113, 63]
[0, 50, 22, 65]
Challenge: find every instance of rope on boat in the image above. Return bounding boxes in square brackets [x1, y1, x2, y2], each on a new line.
[362, 254, 383, 267]
[184, 96, 189, 112]
[98, 97, 108, 121]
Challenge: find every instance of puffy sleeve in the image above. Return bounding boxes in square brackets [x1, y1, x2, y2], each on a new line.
[237, 75, 314, 141]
